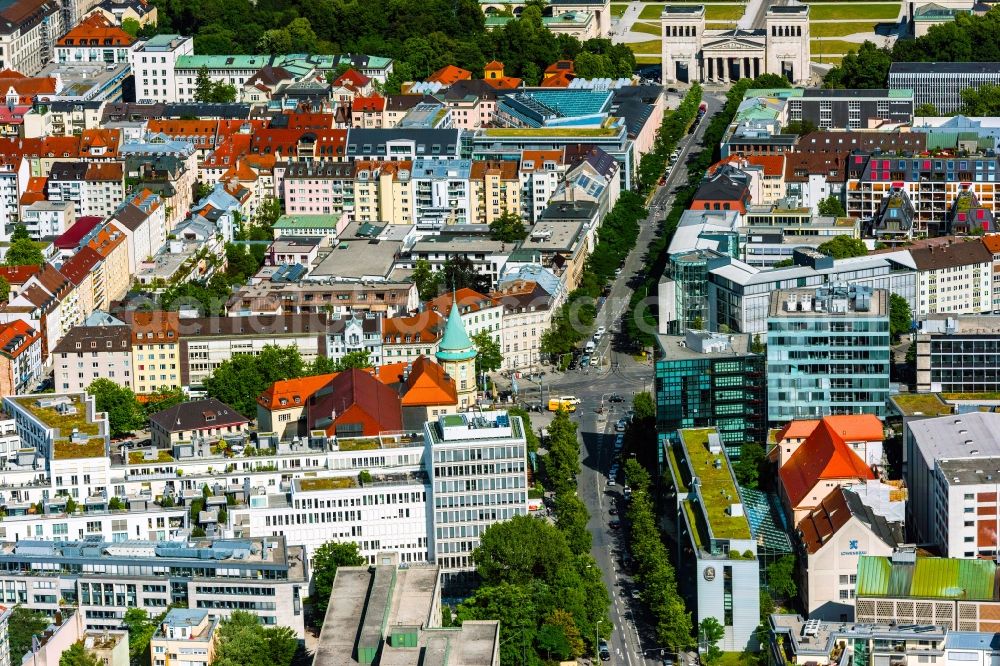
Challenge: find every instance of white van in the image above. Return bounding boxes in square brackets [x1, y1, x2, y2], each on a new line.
[585, 340, 596, 354]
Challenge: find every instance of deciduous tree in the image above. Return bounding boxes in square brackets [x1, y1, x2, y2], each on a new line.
[488, 210, 527, 243]
[890, 293, 912, 341]
[87, 379, 145, 437]
[817, 235, 867, 259]
[309, 541, 365, 622]
[817, 196, 846, 217]
[60, 642, 102, 666]
[700, 617, 725, 666]
[471, 330, 503, 375]
[5, 238, 44, 266]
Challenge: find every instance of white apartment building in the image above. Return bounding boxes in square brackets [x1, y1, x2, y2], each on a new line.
[905, 411, 1000, 558]
[0, 505, 188, 543]
[0, 158, 29, 242]
[425, 411, 529, 570]
[0, 0, 64, 76]
[131, 34, 193, 104]
[326, 313, 383, 367]
[910, 240, 992, 315]
[21, 200, 75, 240]
[53, 322, 133, 393]
[1, 393, 110, 464]
[519, 150, 565, 223]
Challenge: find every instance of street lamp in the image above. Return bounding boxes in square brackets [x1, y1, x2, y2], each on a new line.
[595, 619, 605, 659]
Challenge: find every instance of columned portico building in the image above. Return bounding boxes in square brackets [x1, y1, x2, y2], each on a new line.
[661, 3, 810, 85]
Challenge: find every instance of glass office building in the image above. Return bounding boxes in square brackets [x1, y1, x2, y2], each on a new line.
[766, 284, 890, 425]
[655, 329, 766, 456]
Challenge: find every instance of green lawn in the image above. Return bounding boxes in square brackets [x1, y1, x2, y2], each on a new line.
[639, 4, 663, 19]
[808, 3, 899, 20]
[705, 3, 745, 20]
[630, 21, 662, 35]
[706, 21, 737, 28]
[810, 20, 880, 36]
[811, 39, 860, 54]
[634, 54, 663, 64]
[612, 3, 627, 17]
[629, 39, 663, 54]
[639, 2, 744, 19]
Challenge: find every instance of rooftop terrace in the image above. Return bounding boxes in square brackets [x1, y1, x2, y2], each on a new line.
[890, 393, 954, 417]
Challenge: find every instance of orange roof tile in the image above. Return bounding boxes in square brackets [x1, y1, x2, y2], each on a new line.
[401, 356, 457, 406]
[983, 234, 1000, 253]
[426, 287, 497, 316]
[85, 162, 123, 181]
[427, 65, 472, 86]
[0, 265, 39, 285]
[258, 372, 338, 411]
[86, 224, 126, 258]
[776, 414, 883, 443]
[383, 310, 444, 344]
[19, 176, 46, 205]
[373, 361, 409, 386]
[540, 71, 574, 88]
[57, 13, 135, 47]
[775, 419, 820, 442]
[520, 149, 563, 171]
[80, 128, 121, 156]
[0, 75, 56, 104]
[779, 419, 875, 508]
[711, 154, 786, 178]
[484, 61, 504, 71]
[58, 246, 102, 285]
[0, 319, 39, 358]
[353, 94, 386, 113]
[40, 135, 80, 158]
[484, 76, 521, 90]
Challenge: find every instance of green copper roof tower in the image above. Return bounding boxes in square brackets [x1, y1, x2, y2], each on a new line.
[436, 300, 477, 362]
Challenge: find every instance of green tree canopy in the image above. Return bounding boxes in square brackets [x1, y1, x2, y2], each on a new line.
[817, 235, 868, 259]
[212, 611, 299, 666]
[914, 102, 939, 116]
[767, 554, 798, 599]
[411, 258, 442, 300]
[471, 330, 503, 375]
[817, 196, 846, 217]
[309, 350, 373, 375]
[87, 379, 145, 437]
[11, 223, 29, 241]
[488, 210, 528, 243]
[734, 442, 766, 490]
[0, 275, 9, 303]
[310, 540, 366, 622]
[9, 607, 50, 663]
[60, 642, 102, 666]
[700, 618, 725, 666]
[5, 238, 44, 266]
[123, 608, 162, 666]
[823, 41, 892, 89]
[441, 256, 491, 293]
[961, 83, 1000, 116]
[202, 345, 305, 416]
[889, 293, 912, 341]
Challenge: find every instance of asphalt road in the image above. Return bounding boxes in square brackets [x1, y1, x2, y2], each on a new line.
[538, 91, 725, 665]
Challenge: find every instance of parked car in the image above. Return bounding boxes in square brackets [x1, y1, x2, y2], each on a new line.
[609, 520, 621, 530]
[615, 421, 626, 432]
[599, 640, 611, 661]
[608, 393, 625, 403]
[595, 326, 606, 338]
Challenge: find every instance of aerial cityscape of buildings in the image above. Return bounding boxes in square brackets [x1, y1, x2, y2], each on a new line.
[6, 0, 1000, 664]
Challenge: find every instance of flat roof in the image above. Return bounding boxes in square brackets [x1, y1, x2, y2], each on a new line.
[657, 332, 753, 361]
[314, 567, 372, 661]
[890, 62, 1000, 75]
[679, 428, 751, 541]
[938, 457, 1000, 486]
[908, 412, 1000, 470]
[309, 240, 401, 280]
[890, 393, 954, 417]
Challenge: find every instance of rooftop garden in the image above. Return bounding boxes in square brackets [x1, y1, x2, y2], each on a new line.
[129, 450, 175, 464]
[298, 477, 357, 491]
[336, 438, 379, 451]
[943, 392, 1000, 402]
[20, 397, 98, 436]
[892, 393, 954, 416]
[681, 428, 751, 541]
[53, 438, 106, 460]
[484, 126, 619, 138]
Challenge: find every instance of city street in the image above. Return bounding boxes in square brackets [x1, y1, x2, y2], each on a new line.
[527, 90, 725, 665]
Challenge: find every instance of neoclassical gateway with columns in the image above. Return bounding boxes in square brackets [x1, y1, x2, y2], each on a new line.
[661, 3, 811, 85]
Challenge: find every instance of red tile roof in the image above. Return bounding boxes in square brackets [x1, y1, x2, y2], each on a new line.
[0, 265, 39, 285]
[19, 176, 46, 205]
[711, 154, 785, 178]
[779, 418, 875, 508]
[85, 162, 123, 181]
[353, 94, 386, 113]
[333, 68, 371, 89]
[309, 367, 403, 435]
[57, 13, 135, 47]
[58, 246, 102, 285]
[0, 319, 39, 359]
[383, 310, 444, 345]
[54, 216, 103, 249]
[797, 486, 853, 555]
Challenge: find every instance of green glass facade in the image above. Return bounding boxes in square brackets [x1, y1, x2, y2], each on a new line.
[654, 337, 766, 456]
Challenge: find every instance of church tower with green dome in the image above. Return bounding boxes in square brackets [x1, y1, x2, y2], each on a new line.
[436, 299, 478, 408]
